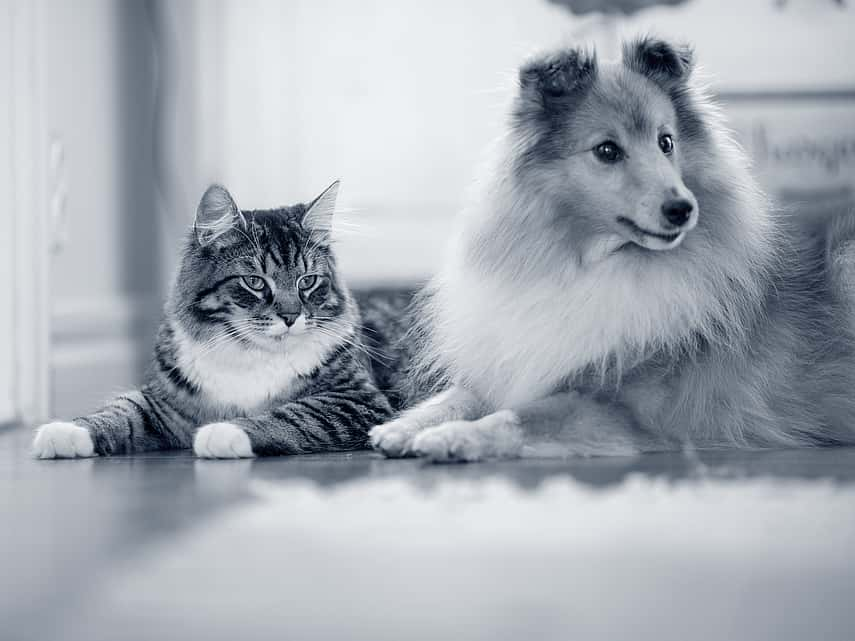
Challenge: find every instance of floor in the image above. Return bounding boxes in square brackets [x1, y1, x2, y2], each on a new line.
[2, 425, 855, 641]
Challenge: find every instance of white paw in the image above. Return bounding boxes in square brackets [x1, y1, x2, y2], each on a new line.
[32, 422, 96, 459]
[369, 417, 423, 458]
[411, 411, 523, 463]
[194, 422, 255, 459]
[410, 421, 486, 462]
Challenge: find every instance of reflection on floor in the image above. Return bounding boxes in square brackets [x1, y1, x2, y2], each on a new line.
[2, 426, 854, 641]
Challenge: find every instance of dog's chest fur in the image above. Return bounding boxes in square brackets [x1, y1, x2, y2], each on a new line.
[433, 254, 716, 409]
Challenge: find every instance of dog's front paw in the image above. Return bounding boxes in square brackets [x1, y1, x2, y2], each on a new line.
[32, 422, 96, 459]
[369, 418, 423, 458]
[410, 420, 487, 462]
[194, 423, 255, 459]
[411, 411, 523, 463]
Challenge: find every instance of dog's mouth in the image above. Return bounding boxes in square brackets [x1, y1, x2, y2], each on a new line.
[616, 217, 685, 250]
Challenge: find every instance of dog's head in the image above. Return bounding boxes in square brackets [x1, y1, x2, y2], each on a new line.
[514, 37, 702, 256]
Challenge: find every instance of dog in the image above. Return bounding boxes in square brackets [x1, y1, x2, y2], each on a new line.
[370, 36, 855, 462]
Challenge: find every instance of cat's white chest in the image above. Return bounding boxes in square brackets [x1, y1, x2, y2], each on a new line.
[193, 344, 299, 410]
[173, 325, 329, 412]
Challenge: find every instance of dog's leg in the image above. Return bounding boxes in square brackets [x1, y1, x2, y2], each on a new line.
[409, 409, 524, 462]
[410, 391, 659, 462]
[369, 385, 485, 457]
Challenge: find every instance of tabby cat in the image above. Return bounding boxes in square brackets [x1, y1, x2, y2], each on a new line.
[33, 181, 411, 459]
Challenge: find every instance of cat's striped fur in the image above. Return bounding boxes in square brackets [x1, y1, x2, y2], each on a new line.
[33, 182, 412, 459]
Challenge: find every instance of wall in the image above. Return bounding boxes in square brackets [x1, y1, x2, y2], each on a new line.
[0, 4, 17, 424]
[1, 0, 50, 425]
[200, 0, 855, 285]
[45, 0, 162, 417]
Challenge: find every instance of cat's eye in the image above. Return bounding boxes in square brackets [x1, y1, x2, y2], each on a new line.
[242, 275, 267, 292]
[593, 141, 623, 164]
[297, 274, 318, 291]
[659, 134, 675, 155]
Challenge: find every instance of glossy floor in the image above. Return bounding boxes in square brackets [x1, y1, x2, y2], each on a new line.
[2, 426, 855, 641]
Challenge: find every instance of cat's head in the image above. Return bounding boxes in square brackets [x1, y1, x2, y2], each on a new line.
[171, 181, 354, 348]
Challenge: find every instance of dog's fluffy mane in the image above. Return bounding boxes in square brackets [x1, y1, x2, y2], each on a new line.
[410, 37, 783, 411]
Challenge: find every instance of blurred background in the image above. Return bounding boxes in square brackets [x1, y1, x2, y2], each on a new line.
[0, 0, 853, 424]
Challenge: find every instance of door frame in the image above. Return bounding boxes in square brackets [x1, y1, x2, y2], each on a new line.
[4, 0, 50, 426]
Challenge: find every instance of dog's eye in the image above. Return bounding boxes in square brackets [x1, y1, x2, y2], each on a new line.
[593, 141, 623, 164]
[297, 274, 318, 291]
[659, 134, 675, 155]
[242, 275, 267, 292]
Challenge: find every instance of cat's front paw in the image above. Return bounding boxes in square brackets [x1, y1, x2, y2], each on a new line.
[369, 418, 423, 458]
[411, 411, 523, 463]
[32, 422, 96, 459]
[194, 423, 255, 459]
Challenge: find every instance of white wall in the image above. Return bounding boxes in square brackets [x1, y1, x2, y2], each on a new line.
[626, 0, 855, 92]
[44, 0, 162, 416]
[195, 0, 578, 283]
[1, 0, 50, 424]
[195, 0, 855, 285]
[0, 4, 17, 424]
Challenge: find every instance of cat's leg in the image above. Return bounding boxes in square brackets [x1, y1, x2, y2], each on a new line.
[410, 391, 657, 462]
[193, 422, 255, 459]
[32, 389, 187, 458]
[194, 388, 393, 458]
[369, 385, 485, 458]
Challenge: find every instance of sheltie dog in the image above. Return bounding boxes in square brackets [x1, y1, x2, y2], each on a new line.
[370, 36, 855, 461]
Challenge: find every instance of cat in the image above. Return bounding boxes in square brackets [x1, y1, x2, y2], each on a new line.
[33, 181, 411, 459]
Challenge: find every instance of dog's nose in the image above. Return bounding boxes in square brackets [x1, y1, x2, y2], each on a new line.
[661, 199, 694, 227]
[278, 312, 299, 327]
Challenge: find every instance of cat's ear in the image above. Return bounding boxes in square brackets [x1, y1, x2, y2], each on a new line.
[195, 184, 247, 247]
[301, 180, 339, 235]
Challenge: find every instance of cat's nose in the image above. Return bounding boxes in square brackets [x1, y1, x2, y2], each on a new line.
[278, 312, 299, 327]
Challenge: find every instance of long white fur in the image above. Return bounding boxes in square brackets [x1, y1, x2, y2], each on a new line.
[173, 315, 350, 413]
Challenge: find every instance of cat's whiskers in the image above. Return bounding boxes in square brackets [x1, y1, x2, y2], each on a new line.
[303, 231, 327, 258]
[332, 218, 373, 238]
[185, 326, 241, 355]
[188, 333, 245, 363]
[250, 221, 263, 255]
[188, 323, 257, 361]
[159, 325, 248, 381]
[313, 316, 380, 336]
[311, 324, 393, 365]
[226, 319, 292, 348]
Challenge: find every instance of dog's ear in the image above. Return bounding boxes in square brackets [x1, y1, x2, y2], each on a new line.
[518, 47, 597, 106]
[622, 36, 694, 89]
